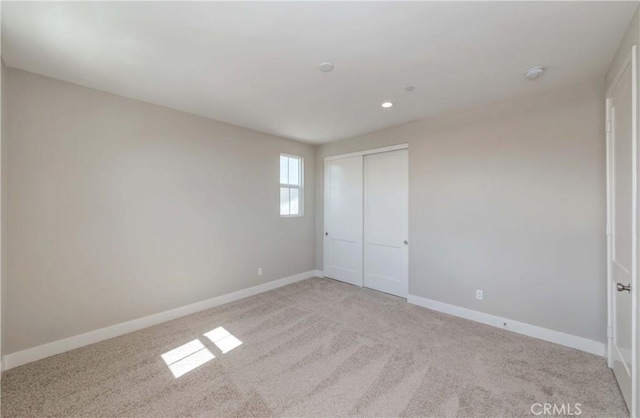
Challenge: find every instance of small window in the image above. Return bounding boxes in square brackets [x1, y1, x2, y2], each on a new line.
[280, 154, 303, 216]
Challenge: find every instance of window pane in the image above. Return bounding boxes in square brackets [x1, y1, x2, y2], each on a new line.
[288, 157, 300, 186]
[280, 156, 289, 184]
[290, 188, 299, 215]
[280, 187, 290, 215]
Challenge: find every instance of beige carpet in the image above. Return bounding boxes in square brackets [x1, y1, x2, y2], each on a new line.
[1, 277, 628, 417]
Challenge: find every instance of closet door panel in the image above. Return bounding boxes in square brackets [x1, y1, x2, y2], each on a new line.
[364, 149, 408, 297]
[323, 156, 363, 286]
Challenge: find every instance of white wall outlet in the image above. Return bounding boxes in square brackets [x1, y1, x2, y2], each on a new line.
[476, 290, 483, 300]
[257, 267, 263, 276]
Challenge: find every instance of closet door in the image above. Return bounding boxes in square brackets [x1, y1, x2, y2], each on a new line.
[323, 156, 363, 286]
[364, 149, 408, 297]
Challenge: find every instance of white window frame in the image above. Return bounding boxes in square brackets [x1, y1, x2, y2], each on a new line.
[280, 153, 304, 217]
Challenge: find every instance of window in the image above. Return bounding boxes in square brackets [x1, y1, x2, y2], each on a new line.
[280, 154, 303, 216]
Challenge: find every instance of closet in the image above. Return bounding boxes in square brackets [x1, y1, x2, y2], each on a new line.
[323, 145, 408, 298]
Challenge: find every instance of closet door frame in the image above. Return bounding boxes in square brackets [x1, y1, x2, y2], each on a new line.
[324, 144, 409, 163]
[322, 143, 408, 290]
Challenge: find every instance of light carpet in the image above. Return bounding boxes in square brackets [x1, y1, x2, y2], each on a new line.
[1, 277, 628, 417]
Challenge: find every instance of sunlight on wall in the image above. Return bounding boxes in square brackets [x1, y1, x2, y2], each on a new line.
[161, 327, 243, 378]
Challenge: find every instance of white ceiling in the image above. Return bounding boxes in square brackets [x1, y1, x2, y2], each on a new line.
[2, 1, 637, 144]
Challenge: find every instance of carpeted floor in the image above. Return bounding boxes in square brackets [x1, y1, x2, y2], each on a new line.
[1, 277, 628, 417]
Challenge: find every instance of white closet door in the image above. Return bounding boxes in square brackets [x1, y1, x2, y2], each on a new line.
[323, 156, 363, 286]
[364, 149, 408, 297]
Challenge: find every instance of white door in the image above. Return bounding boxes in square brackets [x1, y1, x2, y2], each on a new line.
[323, 156, 363, 286]
[364, 149, 409, 297]
[607, 46, 636, 413]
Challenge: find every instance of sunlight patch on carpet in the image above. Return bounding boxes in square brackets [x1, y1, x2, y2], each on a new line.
[204, 327, 243, 353]
[162, 339, 215, 378]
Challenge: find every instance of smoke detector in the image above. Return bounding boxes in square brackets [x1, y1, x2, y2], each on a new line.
[524, 66, 545, 80]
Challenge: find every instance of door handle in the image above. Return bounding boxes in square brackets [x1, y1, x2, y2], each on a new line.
[403, 240, 408, 245]
[617, 283, 631, 293]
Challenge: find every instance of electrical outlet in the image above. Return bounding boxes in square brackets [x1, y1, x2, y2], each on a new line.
[476, 290, 483, 300]
[258, 267, 263, 276]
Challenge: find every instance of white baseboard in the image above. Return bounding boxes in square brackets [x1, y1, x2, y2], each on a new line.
[2, 270, 316, 371]
[407, 294, 605, 357]
[314, 269, 324, 277]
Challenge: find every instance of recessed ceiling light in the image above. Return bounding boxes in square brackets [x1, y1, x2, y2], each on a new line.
[318, 62, 334, 72]
[405, 86, 415, 92]
[524, 66, 545, 80]
[381, 101, 394, 108]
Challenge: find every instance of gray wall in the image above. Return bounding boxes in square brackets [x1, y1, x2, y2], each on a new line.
[316, 80, 607, 342]
[3, 68, 315, 355]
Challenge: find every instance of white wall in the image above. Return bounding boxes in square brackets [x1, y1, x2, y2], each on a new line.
[3, 68, 316, 355]
[316, 79, 607, 343]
